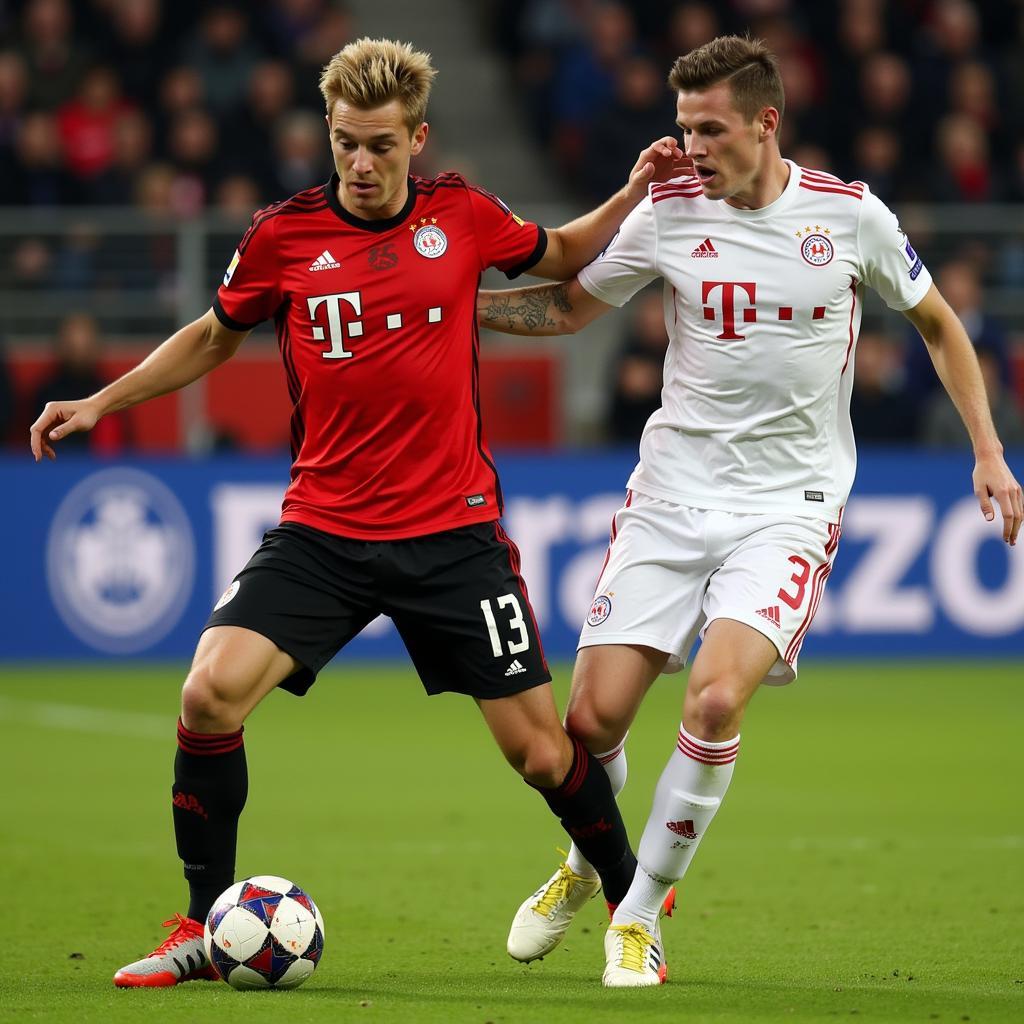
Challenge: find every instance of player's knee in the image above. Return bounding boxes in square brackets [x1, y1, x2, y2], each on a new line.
[688, 678, 745, 740]
[515, 735, 574, 789]
[564, 702, 622, 752]
[180, 662, 248, 732]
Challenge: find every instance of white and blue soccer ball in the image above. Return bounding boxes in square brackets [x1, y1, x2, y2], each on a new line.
[204, 875, 325, 990]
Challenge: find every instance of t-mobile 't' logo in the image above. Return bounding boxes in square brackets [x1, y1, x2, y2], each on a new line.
[701, 280, 757, 341]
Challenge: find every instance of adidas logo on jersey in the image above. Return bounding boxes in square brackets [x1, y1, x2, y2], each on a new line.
[690, 238, 718, 258]
[504, 659, 527, 677]
[309, 250, 341, 271]
[756, 605, 781, 627]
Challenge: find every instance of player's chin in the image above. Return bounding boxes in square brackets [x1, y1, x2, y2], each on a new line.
[698, 173, 723, 195]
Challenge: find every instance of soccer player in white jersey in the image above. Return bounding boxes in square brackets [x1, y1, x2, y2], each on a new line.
[478, 35, 1023, 988]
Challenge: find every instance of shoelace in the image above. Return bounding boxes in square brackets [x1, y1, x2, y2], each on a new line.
[610, 923, 656, 973]
[531, 863, 577, 918]
[152, 914, 200, 958]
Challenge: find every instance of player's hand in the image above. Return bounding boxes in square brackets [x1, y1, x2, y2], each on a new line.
[972, 451, 1023, 545]
[624, 137, 692, 201]
[29, 398, 101, 462]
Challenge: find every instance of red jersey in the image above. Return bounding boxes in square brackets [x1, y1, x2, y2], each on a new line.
[213, 172, 547, 540]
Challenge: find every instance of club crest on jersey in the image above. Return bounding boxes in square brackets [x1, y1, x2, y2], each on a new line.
[410, 217, 447, 259]
[796, 225, 834, 266]
[214, 579, 240, 610]
[587, 594, 612, 627]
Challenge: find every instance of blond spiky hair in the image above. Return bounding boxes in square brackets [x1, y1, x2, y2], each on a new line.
[319, 38, 437, 131]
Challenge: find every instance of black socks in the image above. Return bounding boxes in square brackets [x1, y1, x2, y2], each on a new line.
[172, 719, 248, 923]
[534, 736, 637, 905]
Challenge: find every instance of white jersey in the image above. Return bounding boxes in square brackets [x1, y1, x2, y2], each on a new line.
[578, 161, 932, 520]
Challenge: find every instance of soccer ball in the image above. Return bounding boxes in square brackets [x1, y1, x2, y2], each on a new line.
[204, 875, 325, 990]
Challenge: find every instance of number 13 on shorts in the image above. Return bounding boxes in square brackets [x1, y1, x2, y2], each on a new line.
[480, 595, 530, 657]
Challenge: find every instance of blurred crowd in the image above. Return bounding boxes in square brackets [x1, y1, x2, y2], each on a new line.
[488, 0, 1024, 448]
[487, 0, 1024, 206]
[0, 0, 1022, 451]
[0, 0, 349, 216]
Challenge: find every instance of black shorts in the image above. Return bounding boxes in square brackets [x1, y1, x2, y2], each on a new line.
[204, 521, 551, 699]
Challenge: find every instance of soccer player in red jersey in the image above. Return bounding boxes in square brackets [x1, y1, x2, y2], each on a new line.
[30, 38, 688, 988]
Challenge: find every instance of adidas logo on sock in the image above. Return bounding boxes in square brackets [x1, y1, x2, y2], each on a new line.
[309, 250, 341, 271]
[755, 605, 781, 627]
[690, 238, 718, 258]
[504, 659, 527, 677]
[666, 819, 697, 839]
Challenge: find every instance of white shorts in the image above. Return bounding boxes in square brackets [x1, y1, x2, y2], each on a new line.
[578, 491, 842, 684]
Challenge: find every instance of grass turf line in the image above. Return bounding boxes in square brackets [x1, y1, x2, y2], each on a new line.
[0, 660, 1021, 1023]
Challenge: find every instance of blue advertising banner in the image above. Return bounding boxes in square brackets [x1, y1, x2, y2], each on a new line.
[1, 451, 1022, 662]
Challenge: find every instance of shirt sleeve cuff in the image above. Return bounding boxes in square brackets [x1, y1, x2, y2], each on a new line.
[504, 225, 548, 280]
[213, 294, 263, 332]
[576, 266, 628, 308]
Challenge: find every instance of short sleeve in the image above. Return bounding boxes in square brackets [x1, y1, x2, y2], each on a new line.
[466, 183, 547, 279]
[213, 213, 283, 330]
[577, 198, 658, 308]
[857, 187, 932, 312]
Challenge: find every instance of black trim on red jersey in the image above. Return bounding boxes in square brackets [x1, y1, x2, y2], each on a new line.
[470, 274, 504, 514]
[468, 182, 512, 214]
[324, 173, 418, 232]
[275, 307, 305, 464]
[505, 226, 548, 280]
[413, 171, 465, 194]
[213, 295, 262, 332]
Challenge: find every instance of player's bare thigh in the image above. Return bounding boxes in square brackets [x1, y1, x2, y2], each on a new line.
[683, 618, 778, 742]
[564, 643, 669, 752]
[181, 625, 300, 733]
[475, 682, 576, 787]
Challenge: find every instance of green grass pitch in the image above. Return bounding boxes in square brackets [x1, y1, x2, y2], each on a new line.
[0, 660, 1021, 1023]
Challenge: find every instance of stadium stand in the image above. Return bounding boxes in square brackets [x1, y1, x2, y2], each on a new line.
[1, 0, 1021, 448]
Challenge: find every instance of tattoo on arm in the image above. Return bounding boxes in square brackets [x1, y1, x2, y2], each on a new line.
[480, 284, 574, 333]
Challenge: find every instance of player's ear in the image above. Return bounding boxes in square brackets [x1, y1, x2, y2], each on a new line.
[759, 106, 780, 141]
[410, 121, 428, 156]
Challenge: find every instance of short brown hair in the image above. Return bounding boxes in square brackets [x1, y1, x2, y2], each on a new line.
[668, 35, 784, 124]
[319, 38, 437, 131]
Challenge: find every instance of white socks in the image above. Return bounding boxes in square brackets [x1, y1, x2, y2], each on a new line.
[566, 737, 627, 878]
[613, 724, 739, 929]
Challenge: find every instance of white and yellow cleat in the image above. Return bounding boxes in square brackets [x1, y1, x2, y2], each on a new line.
[507, 862, 602, 962]
[602, 921, 667, 987]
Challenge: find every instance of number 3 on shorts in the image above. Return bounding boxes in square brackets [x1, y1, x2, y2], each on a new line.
[479, 595, 530, 657]
[778, 555, 811, 610]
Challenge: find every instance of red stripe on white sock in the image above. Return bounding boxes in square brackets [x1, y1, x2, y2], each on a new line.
[598, 738, 626, 765]
[676, 729, 739, 766]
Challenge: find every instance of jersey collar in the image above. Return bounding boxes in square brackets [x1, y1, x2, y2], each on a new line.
[324, 174, 418, 232]
[719, 159, 800, 221]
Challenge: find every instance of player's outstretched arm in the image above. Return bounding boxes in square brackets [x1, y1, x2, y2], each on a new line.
[29, 308, 249, 462]
[478, 277, 613, 336]
[904, 284, 1023, 545]
[530, 137, 688, 280]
